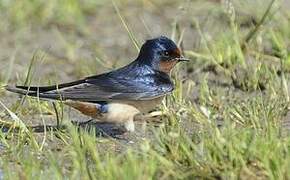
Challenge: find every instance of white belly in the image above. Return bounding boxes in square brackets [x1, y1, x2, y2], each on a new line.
[100, 97, 164, 123]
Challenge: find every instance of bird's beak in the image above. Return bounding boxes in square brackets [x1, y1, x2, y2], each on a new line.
[176, 56, 190, 62]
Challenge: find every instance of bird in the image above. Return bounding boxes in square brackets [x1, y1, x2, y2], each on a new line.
[6, 36, 189, 132]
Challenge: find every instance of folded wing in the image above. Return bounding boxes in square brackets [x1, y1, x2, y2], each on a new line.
[6, 71, 174, 101]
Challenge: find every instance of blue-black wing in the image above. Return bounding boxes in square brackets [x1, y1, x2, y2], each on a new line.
[6, 67, 174, 101]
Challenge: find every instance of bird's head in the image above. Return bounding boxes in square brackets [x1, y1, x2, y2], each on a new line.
[136, 36, 189, 73]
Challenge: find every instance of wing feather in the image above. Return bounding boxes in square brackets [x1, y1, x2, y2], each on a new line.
[7, 70, 174, 101]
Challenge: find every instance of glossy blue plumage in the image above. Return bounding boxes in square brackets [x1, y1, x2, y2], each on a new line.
[10, 36, 183, 102]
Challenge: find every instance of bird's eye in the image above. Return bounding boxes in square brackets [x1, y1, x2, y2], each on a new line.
[163, 51, 169, 56]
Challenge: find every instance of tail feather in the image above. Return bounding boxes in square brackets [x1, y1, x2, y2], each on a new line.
[15, 79, 85, 92]
[5, 85, 33, 95]
[5, 85, 63, 101]
[5, 79, 85, 100]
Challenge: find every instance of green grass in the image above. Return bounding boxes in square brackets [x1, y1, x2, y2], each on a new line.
[1, 0, 290, 179]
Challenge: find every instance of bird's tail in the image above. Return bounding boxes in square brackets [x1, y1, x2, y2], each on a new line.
[5, 85, 58, 100]
[5, 85, 32, 96]
[5, 79, 84, 100]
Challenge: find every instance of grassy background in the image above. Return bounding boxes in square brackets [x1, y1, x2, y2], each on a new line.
[0, 0, 290, 179]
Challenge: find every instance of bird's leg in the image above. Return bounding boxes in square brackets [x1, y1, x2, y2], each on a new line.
[124, 118, 135, 132]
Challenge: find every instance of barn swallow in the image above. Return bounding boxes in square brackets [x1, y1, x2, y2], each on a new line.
[6, 36, 189, 132]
